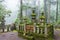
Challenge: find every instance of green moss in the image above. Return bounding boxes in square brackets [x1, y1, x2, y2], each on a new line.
[26, 36, 34, 40]
[36, 23, 40, 26]
[32, 33, 46, 40]
[40, 16, 45, 19]
[47, 38, 53, 40]
[20, 23, 24, 26]
[31, 13, 36, 16]
[18, 30, 24, 37]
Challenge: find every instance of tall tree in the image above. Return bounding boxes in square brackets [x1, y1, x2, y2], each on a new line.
[44, 0, 47, 23]
[0, 3, 11, 32]
[56, 0, 58, 22]
[20, 0, 23, 23]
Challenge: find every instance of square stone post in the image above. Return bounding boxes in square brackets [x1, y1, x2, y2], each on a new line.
[34, 23, 36, 33]
[37, 27, 39, 33]
[41, 28, 42, 34]
[45, 25, 47, 37]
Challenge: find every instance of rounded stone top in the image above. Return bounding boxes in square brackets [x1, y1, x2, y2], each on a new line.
[31, 13, 36, 16]
[40, 16, 45, 19]
[39, 12, 45, 19]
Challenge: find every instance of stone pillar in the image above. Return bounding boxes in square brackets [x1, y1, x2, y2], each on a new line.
[23, 24, 26, 36]
[24, 23, 26, 32]
[45, 26, 47, 36]
[34, 27, 35, 33]
[41, 28, 42, 34]
[37, 27, 39, 33]
[34, 23, 36, 33]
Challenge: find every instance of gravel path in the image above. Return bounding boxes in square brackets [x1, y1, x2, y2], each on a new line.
[54, 29, 60, 40]
[0, 32, 26, 40]
[0, 29, 60, 40]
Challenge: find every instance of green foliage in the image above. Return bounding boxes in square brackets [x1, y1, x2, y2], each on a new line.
[47, 38, 53, 40]
[56, 20, 60, 24]
[18, 30, 24, 37]
[15, 18, 20, 25]
[0, 3, 11, 21]
[0, 3, 11, 30]
[23, 32, 34, 40]
[32, 33, 46, 40]
[26, 36, 34, 40]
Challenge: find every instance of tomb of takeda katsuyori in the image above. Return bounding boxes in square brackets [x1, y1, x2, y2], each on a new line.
[18, 9, 54, 40]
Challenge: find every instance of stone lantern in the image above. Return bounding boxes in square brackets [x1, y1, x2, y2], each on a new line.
[39, 12, 45, 23]
[19, 22, 24, 31]
[23, 17, 27, 33]
[36, 23, 40, 33]
[39, 12, 45, 34]
[24, 17, 27, 23]
[31, 9, 37, 33]
[31, 9, 36, 23]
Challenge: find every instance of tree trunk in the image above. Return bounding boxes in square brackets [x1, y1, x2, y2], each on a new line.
[56, 0, 58, 22]
[2, 28, 4, 32]
[44, 0, 47, 23]
[7, 27, 9, 32]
